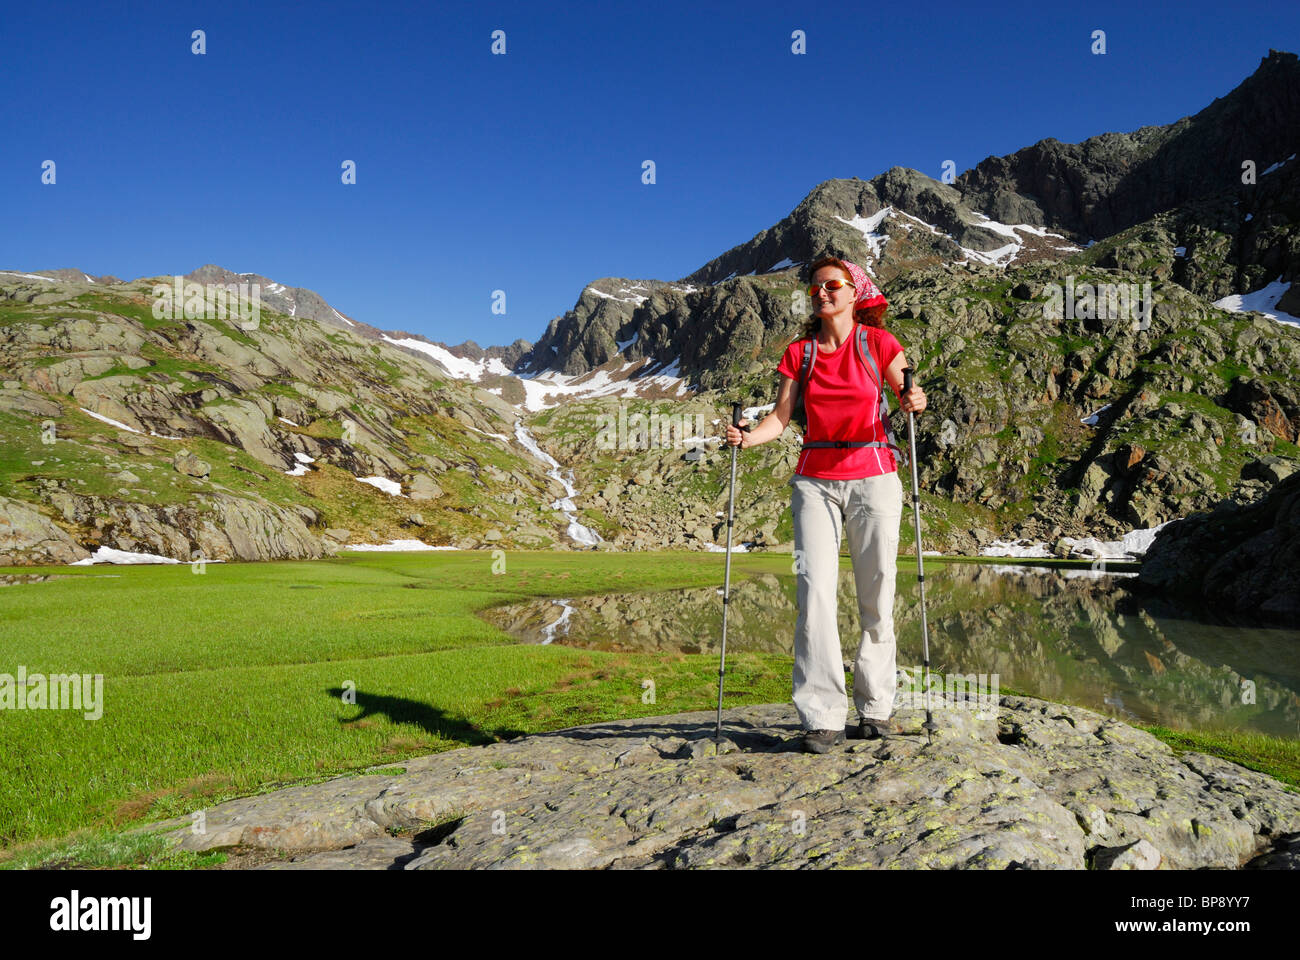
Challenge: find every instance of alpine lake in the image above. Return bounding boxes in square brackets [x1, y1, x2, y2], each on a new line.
[479, 557, 1300, 739]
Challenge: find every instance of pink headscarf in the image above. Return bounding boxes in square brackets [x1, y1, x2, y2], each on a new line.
[838, 259, 888, 311]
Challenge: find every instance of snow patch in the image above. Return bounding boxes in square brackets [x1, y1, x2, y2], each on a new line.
[79, 407, 142, 434]
[705, 541, 753, 553]
[0, 271, 55, 282]
[836, 208, 893, 260]
[587, 285, 648, 306]
[981, 521, 1172, 562]
[381, 335, 512, 381]
[1081, 404, 1111, 426]
[1213, 277, 1300, 328]
[70, 547, 202, 565]
[79, 407, 180, 439]
[357, 475, 404, 496]
[981, 540, 1053, 559]
[512, 357, 691, 413]
[283, 447, 313, 470]
[465, 426, 509, 442]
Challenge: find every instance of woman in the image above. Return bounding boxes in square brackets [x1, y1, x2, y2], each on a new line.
[726, 257, 926, 753]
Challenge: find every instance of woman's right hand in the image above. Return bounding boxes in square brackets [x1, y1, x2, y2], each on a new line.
[725, 418, 750, 448]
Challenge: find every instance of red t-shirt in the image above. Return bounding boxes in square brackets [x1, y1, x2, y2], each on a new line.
[776, 326, 904, 479]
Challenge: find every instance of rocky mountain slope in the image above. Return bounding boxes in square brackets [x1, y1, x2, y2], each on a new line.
[2, 52, 1298, 571]
[0, 269, 586, 562]
[504, 50, 1300, 558]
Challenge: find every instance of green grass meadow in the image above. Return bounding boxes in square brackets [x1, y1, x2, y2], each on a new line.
[0, 550, 797, 859]
[1, 548, 1296, 869]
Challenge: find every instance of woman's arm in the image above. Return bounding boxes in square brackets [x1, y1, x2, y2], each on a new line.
[884, 351, 926, 414]
[725, 375, 796, 448]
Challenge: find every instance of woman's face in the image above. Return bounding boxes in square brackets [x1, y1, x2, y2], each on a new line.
[811, 266, 855, 320]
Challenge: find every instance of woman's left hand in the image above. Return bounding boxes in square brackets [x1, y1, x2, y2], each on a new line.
[900, 385, 926, 414]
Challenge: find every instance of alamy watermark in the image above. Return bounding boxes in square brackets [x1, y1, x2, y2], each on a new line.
[896, 667, 999, 711]
[1, 666, 103, 720]
[594, 407, 711, 452]
[152, 276, 261, 330]
[49, 890, 151, 940]
[1042, 276, 1152, 331]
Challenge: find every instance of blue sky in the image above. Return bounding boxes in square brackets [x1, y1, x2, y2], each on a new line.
[3, 0, 1296, 347]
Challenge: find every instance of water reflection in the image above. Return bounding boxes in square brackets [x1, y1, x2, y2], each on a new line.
[478, 562, 1300, 738]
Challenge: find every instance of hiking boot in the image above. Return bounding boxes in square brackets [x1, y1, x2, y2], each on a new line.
[802, 728, 845, 754]
[857, 716, 895, 740]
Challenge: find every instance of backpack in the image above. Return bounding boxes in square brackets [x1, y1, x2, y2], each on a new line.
[790, 325, 907, 466]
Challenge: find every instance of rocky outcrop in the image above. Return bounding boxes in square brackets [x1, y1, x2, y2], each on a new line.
[146, 698, 1300, 870]
[201, 399, 292, 470]
[1134, 471, 1300, 623]
[0, 387, 62, 419]
[0, 496, 90, 564]
[39, 484, 334, 562]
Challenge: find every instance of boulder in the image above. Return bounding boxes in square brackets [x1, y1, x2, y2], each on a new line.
[408, 474, 443, 500]
[173, 450, 212, 478]
[0, 387, 62, 419]
[1136, 471, 1300, 624]
[1242, 456, 1297, 485]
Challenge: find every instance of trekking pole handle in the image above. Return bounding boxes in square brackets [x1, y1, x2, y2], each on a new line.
[733, 398, 754, 429]
[903, 366, 914, 394]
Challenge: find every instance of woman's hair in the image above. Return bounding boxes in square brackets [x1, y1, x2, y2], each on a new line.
[799, 255, 887, 339]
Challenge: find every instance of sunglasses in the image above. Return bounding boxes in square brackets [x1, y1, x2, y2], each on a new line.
[807, 278, 855, 295]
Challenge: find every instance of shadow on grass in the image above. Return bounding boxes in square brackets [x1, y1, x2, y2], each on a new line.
[326, 688, 527, 745]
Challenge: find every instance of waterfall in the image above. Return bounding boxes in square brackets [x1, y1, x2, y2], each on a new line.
[512, 420, 603, 547]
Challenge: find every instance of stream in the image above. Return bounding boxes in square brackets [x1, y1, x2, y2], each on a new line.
[511, 420, 602, 547]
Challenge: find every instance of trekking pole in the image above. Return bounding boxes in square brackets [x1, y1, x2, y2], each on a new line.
[902, 368, 937, 745]
[715, 401, 744, 743]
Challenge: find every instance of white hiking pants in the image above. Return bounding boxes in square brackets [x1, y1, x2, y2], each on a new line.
[789, 471, 903, 731]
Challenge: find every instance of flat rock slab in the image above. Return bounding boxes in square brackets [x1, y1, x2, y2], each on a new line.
[144, 698, 1300, 869]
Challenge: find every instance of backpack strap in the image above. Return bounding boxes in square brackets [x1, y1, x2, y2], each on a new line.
[854, 325, 908, 467]
[795, 328, 907, 467]
[797, 337, 816, 400]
